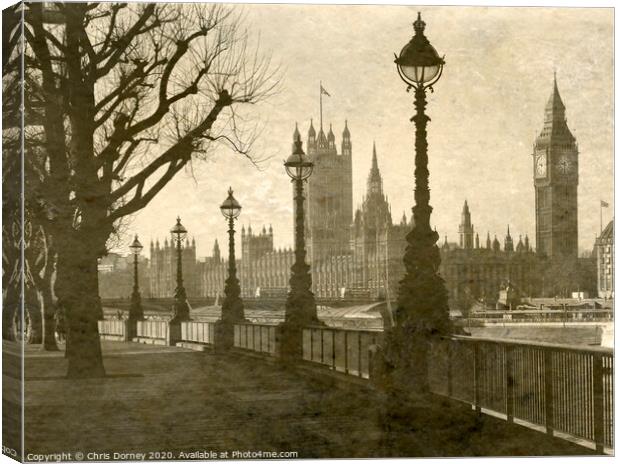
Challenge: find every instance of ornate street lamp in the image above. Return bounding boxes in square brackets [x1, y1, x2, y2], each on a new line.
[280, 127, 321, 358]
[170, 217, 190, 322]
[128, 235, 144, 322]
[219, 187, 244, 324]
[386, 12, 451, 392]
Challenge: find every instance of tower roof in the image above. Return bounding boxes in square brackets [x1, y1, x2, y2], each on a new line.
[537, 73, 575, 145]
[367, 142, 383, 196]
[462, 200, 470, 215]
[293, 122, 300, 141]
[600, 219, 614, 242]
[327, 123, 335, 141]
[546, 72, 566, 114]
[342, 120, 350, 138]
[317, 127, 328, 147]
[308, 119, 316, 137]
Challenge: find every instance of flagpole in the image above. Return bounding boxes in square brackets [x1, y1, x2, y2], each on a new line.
[600, 201, 603, 235]
[319, 81, 323, 130]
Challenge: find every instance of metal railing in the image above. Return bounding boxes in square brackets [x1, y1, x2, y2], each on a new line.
[136, 320, 168, 342]
[428, 336, 614, 452]
[233, 323, 278, 356]
[302, 327, 383, 379]
[97, 320, 126, 339]
[181, 321, 215, 345]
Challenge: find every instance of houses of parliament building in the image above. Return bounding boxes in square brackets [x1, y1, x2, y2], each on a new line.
[142, 78, 595, 309]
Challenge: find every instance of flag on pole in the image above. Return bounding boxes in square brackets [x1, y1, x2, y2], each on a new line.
[601, 200, 610, 208]
[320, 84, 331, 97]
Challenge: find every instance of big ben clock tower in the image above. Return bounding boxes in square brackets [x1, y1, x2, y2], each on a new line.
[533, 74, 579, 259]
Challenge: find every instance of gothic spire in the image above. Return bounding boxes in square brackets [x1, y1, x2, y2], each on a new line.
[538, 72, 574, 144]
[505, 225, 514, 252]
[546, 71, 566, 115]
[342, 119, 350, 138]
[308, 118, 316, 137]
[367, 142, 383, 196]
[327, 123, 335, 141]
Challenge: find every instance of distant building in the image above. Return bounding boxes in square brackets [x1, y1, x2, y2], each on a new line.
[533, 74, 579, 260]
[199, 239, 227, 299]
[349, 143, 409, 299]
[98, 253, 149, 299]
[148, 238, 199, 298]
[239, 225, 294, 298]
[137, 80, 595, 305]
[304, 120, 353, 262]
[596, 220, 614, 298]
[440, 203, 541, 310]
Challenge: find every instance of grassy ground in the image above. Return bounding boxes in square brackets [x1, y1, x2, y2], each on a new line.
[5, 340, 597, 460]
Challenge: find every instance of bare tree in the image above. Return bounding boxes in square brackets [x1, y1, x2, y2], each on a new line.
[23, 2, 280, 378]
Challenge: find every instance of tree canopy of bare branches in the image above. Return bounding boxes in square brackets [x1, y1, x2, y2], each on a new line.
[17, 2, 280, 378]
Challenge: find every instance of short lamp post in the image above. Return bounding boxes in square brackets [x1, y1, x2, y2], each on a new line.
[128, 235, 144, 322]
[384, 12, 452, 393]
[216, 187, 245, 349]
[280, 127, 321, 359]
[170, 216, 190, 323]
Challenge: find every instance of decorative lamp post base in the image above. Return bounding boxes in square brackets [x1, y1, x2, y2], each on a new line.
[279, 287, 324, 360]
[170, 301, 190, 324]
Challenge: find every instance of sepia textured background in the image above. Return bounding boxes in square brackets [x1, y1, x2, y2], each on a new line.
[127, 5, 613, 258]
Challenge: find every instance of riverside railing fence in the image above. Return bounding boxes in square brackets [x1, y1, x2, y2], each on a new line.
[97, 315, 613, 453]
[428, 336, 613, 453]
[233, 322, 279, 356]
[301, 326, 383, 379]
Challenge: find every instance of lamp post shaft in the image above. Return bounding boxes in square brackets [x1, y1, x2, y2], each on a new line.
[176, 237, 184, 292]
[170, 235, 189, 322]
[284, 177, 317, 326]
[412, 85, 433, 234]
[129, 252, 143, 322]
[221, 214, 243, 323]
[133, 253, 139, 293]
[294, 178, 308, 270]
[228, 215, 236, 280]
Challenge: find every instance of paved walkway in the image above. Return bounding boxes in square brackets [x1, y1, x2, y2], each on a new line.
[5, 341, 595, 459]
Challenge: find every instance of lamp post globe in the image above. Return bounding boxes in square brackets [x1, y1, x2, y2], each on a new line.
[284, 141, 314, 181]
[395, 12, 445, 90]
[280, 126, 321, 360]
[128, 234, 144, 322]
[385, 12, 452, 394]
[219, 187, 244, 329]
[170, 217, 190, 322]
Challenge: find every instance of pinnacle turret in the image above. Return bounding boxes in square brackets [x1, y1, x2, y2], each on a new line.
[366, 142, 383, 197]
[504, 225, 514, 252]
[308, 119, 315, 137]
[459, 200, 474, 249]
[341, 120, 352, 156]
[342, 119, 350, 138]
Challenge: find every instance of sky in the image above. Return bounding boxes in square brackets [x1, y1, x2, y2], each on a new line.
[126, 5, 614, 260]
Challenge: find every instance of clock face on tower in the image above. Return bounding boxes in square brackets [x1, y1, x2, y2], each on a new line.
[556, 155, 573, 175]
[535, 154, 547, 178]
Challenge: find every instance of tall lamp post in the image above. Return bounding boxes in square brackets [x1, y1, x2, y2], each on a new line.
[129, 235, 144, 322]
[280, 127, 321, 359]
[387, 12, 451, 392]
[170, 217, 190, 323]
[216, 187, 245, 349]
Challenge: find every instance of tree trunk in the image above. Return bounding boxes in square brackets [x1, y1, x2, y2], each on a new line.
[55, 241, 105, 378]
[40, 279, 58, 351]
